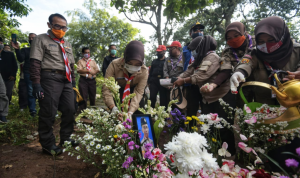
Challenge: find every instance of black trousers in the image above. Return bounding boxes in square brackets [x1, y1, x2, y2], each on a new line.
[4, 80, 14, 103]
[202, 91, 236, 155]
[18, 79, 28, 109]
[78, 76, 96, 111]
[184, 85, 201, 116]
[149, 79, 168, 108]
[38, 71, 75, 148]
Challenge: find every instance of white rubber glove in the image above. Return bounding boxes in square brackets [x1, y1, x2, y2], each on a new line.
[230, 72, 245, 93]
[111, 106, 119, 115]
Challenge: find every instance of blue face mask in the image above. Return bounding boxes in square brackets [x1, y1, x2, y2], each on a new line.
[192, 32, 203, 39]
[110, 49, 117, 55]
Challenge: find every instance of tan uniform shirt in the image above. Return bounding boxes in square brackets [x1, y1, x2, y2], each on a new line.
[77, 58, 99, 79]
[30, 30, 75, 70]
[180, 53, 230, 104]
[163, 54, 184, 78]
[102, 58, 148, 113]
[235, 45, 300, 105]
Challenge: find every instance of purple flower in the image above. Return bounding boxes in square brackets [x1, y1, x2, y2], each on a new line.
[135, 145, 140, 149]
[170, 112, 176, 117]
[144, 151, 154, 160]
[125, 125, 131, 129]
[126, 119, 132, 123]
[165, 117, 171, 121]
[122, 134, 129, 139]
[280, 176, 289, 178]
[179, 127, 184, 131]
[122, 122, 127, 126]
[296, 147, 300, 156]
[163, 131, 167, 133]
[174, 108, 181, 116]
[127, 137, 131, 140]
[167, 124, 172, 128]
[128, 141, 135, 150]
[144, 143, 153, 152]
[181, 115, 186, 121]
[138, 132, 141, 138]
[122, 156, 133, 169]
[285, 158, 299, 168]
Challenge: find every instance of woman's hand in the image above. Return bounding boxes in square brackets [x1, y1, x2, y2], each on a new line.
[200, 83, 217, 93]
[283, 71, 300, 81]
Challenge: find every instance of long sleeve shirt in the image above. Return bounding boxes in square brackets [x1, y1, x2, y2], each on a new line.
[15, 47, 31, 73]
[0, 50, 18, 81]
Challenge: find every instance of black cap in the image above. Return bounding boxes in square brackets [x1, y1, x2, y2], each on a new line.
[190, 22, 205, 34]
[141, 117, 147, 125]
[0, 37, 2, 42]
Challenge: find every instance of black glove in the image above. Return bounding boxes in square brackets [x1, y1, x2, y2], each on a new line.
[72, 81, 76, 88]
[32, 83, 44, 99]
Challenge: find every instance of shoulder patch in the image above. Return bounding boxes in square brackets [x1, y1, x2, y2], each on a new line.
[241, 58, 250, 64]
[168, 60, 171, 63]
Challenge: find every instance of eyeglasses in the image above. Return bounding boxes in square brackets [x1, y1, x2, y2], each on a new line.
[192, 28, 203, 32]
[51, 24, 68, 32]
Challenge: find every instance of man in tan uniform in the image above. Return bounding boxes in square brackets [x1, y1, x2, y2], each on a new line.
[140, 118, 153, 155]
[77, 47, 99, 111]
[30, 13, 78, 155]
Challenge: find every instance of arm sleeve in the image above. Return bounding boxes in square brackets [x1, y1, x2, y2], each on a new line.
[102, 63, 115, 108]
[30, 37, 44, 61]
[11, 53, 18, 78]
[234, 51, 256, 77]
[179, 64, 195, 78]
[213, 69, 232, 86]
[15, 48, 26, 63]
[163, 60, 169, 78]
[30, 58, 41, 84]
[129, 71, 148, 113]
[190, 55, 220, 86]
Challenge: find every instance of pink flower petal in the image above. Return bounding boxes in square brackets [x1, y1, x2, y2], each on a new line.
[240, 134, 248, 141]
[222, 142, 228, 149]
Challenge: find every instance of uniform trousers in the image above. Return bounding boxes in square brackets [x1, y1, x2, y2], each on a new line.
[38, 71, 75, 148]
[201, 91, 236, 155]
[184, 85, 201, 116]
[149, 78, 168, 108]
[78, 76, 96, 111]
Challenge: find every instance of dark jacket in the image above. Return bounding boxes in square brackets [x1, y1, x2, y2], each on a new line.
[102, 55, 118, 76]
[148, 58, 165, 84]
[0, 50, 18, 81]
[15, 47, 31, 73]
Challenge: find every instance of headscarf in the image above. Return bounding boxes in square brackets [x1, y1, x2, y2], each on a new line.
[225, 22, 245, 40]
[124, 40, 145, 63]
[188, 35, 217, 68]
[255, 16, 293, 69]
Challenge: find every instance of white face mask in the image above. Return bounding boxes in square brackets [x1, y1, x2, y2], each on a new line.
[124, 63, 141, 74]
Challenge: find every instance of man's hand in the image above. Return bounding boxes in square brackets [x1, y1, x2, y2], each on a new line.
[173, 78, 184, 87]
[8, 76, 15, 81]
[11, 41, 20, 49]
[283, 71, 300, 81]
[230, 72, 245, 94]
[32, 84, 44, 100]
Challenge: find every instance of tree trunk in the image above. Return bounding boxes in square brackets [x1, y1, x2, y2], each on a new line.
[156, 0, 163, 45]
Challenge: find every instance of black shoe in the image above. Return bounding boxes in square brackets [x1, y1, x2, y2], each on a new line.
[0, 116, 8, 123]
[30, 111, 36, 117]
[59, 139, 79, 147]
[42, 145, 62, 155]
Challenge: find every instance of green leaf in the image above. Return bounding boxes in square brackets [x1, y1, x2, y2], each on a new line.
[281, 152, 300, 160]
[153, 120, 163, 144]
[51, 150, 56, 155]
[261, 153, 291, 177]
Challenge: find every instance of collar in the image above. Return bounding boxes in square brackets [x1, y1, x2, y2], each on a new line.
[47, 30, 65, 41]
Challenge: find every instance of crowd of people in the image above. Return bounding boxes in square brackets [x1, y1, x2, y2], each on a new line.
[0, 12, 300, 168]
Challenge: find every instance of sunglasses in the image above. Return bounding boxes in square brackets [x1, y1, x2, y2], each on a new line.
[192, 28, 203, 32]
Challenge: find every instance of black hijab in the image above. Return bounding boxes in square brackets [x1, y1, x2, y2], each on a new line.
[188, 35, 217, 68]
[255, 16, 293, 69]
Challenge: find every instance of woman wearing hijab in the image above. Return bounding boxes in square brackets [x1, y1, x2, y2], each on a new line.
[230, 16, 300, 171]
[102, 41, 148, 117]
[173, 35, 236, 155]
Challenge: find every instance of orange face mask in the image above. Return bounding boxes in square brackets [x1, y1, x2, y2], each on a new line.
[51, 28, 66, 39]
[227, 35, 246, 48]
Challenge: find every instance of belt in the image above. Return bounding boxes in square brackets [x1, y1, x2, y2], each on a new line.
[42, 69, 66, 76]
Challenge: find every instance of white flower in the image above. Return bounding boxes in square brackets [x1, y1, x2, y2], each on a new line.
[115, 124, 125, 133]
[77, 155, 80, 160]
[215, 124, 224, 129]
[221, 164, 230, 173]
[201, 124, 210, 134]
[218, 142, 231, 157]
[102, 160, 105, 164]
[96, 144, 101, 149]
[75, 146, 80, 151]
[90, 141, 95, 146]
[254, 156, 263, 166]
[94, 151, 97, 155]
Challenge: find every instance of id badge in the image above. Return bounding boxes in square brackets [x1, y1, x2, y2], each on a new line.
[271, 78, 277, 98]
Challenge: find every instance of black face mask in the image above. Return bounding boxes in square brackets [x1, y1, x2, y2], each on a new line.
[157, 54, 164, 59]
[29, 40, 33, 45]
[192, 32, 203, 39]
